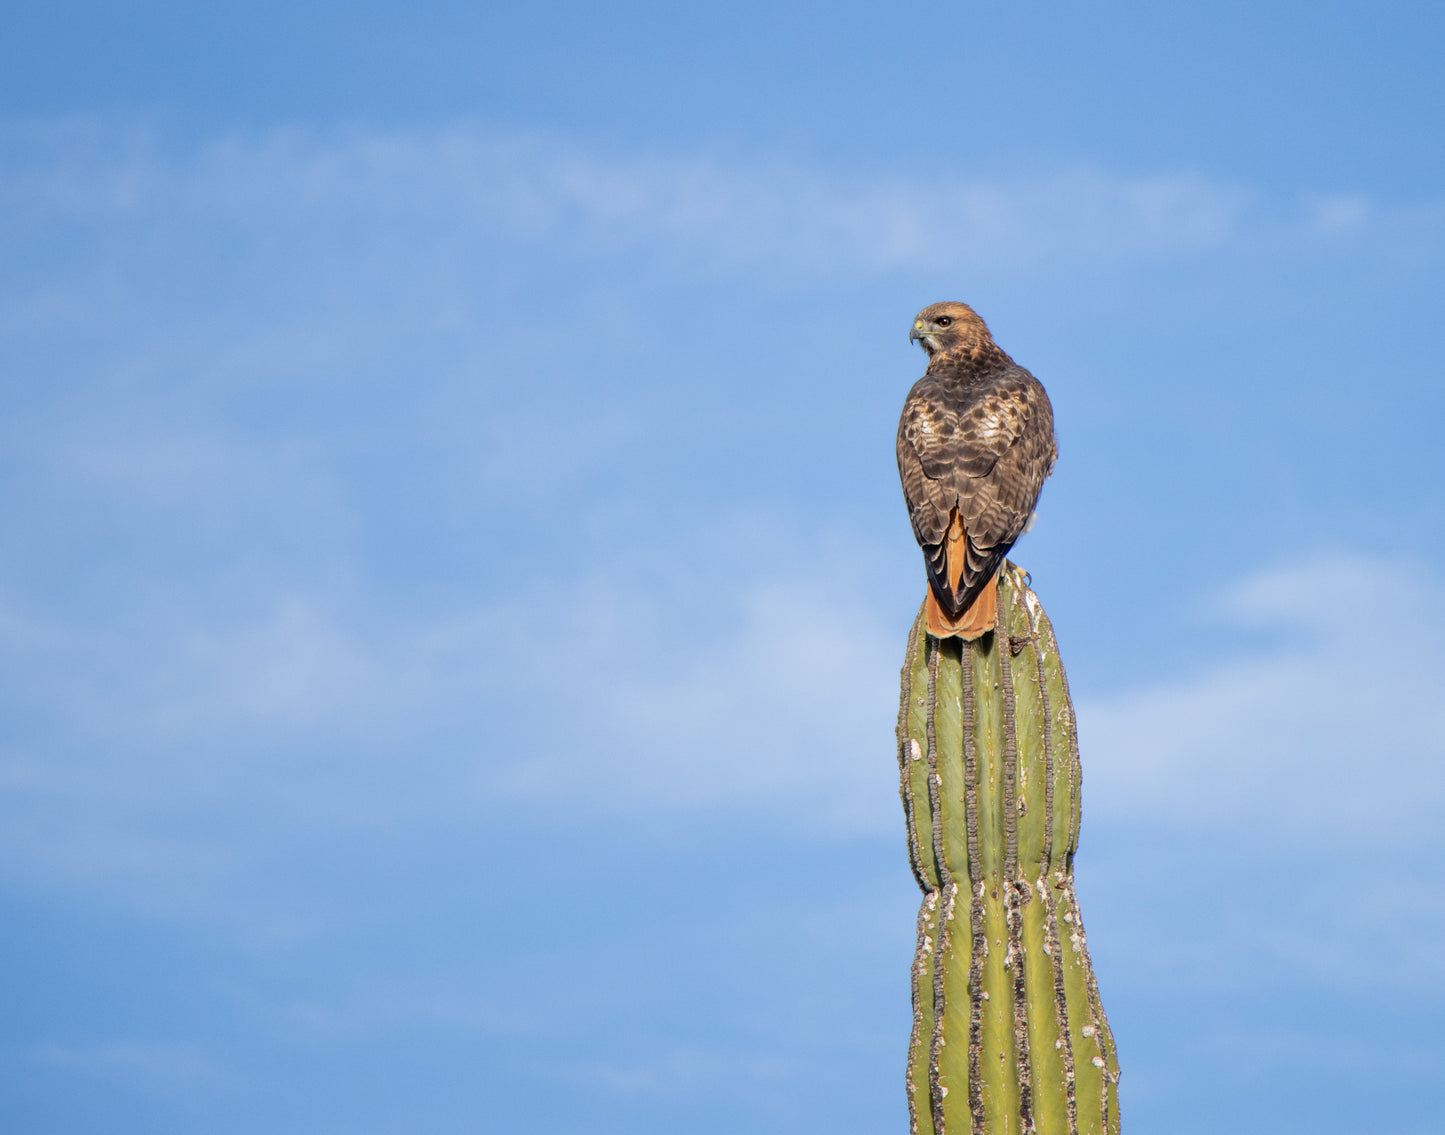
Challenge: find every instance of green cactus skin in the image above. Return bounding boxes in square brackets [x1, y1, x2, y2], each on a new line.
[896, 563, 1120, 1135]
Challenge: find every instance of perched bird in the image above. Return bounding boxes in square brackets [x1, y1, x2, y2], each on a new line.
[897, 302, 1058, 639]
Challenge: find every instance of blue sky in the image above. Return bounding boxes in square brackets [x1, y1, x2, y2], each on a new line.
[1, 3, 1442, 1133]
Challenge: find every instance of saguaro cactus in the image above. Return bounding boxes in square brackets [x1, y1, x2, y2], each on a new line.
[896, 562, 1120, 1134]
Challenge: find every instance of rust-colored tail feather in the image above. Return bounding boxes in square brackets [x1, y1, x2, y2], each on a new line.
[945, 512, 967, 594]
[925, 509, 997, 639]
[925, 576, 997, 640]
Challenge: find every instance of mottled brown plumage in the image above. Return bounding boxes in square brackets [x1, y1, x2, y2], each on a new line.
[897, 302, 1057, 639]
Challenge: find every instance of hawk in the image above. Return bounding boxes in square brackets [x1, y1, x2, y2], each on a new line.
[897, 301, 1058, 639]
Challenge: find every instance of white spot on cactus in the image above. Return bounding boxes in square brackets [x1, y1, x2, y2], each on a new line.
[1091, 1056, 1106, 1069]
[1054, 1039, 1063, 1050]
[939, 1085, 949, 1097]
[1081, 1025, 1095, 1037]
[910, 739, 923, 762]
[981, 991, 990, 1000]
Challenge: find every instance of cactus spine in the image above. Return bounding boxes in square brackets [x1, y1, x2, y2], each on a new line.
[896, 563, 1120, 1134]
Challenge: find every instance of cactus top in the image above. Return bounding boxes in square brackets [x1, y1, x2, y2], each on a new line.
[898, 302, 1058, 640]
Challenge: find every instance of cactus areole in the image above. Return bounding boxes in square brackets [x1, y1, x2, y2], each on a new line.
[896, 563, 1120, 1134]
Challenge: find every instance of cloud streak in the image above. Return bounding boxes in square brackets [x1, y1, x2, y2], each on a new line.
[1074, 557, 1445, 1003]
[0, 119, 1270, 284]
[1080, 556, 1445, 834]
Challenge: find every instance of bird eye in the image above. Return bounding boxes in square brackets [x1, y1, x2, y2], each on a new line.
[936, 316, 952, 327]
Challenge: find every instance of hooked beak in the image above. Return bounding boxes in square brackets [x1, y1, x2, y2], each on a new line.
[909, 319, 933, 346]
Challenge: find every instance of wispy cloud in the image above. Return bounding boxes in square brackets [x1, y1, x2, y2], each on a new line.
[0, 119, 1267, 284]
[1076, 556, 1445, 995]
[494, 569, 904, 826]
[31, 1040, 235, 1095]
[1080, 556, 1445, 832]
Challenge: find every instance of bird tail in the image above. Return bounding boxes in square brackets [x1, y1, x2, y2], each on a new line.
[925, 576, 998, 640]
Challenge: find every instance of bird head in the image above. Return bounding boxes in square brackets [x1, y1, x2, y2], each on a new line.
[909, 301, 991, 359]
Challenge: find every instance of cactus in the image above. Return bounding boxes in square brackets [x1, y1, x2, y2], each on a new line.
[895, 562, 1120, 1134]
